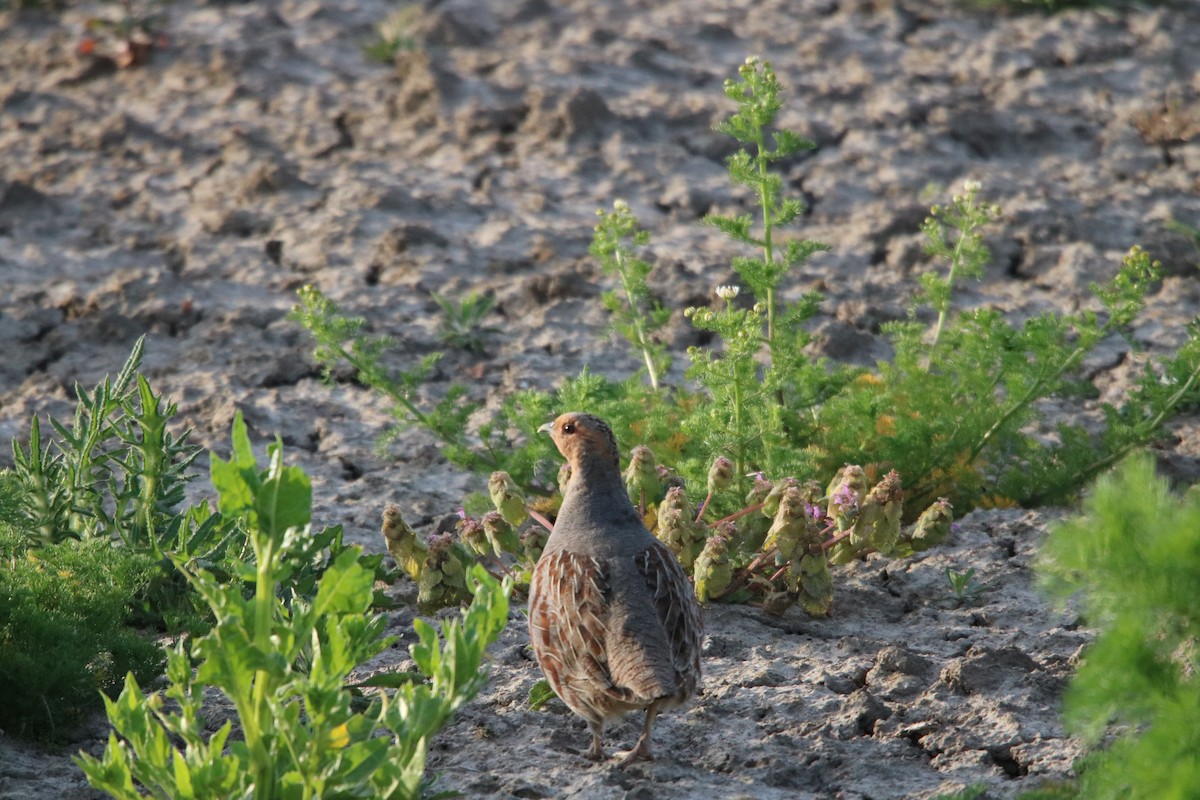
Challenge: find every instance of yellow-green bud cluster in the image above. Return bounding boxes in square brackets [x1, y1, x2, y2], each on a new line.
[707, 456, 735, 494]
[417, 532, 473, 614]
[488, 471, 528, 527]
[826, 465, 868, 531]
[764, 480, 822, 562]
[520, 525, 548, 563]
[852, 470, 903, 553]
[791, 552, 833, 617]
[481, 510, 521, 558]
[380, 504, 427, 582]
[909, 497, 953, 552]
[655, 486, 706, 569]
[457, 514, 490, 558]
[694, 524, 734, 603]
[623, 445, 661, 507]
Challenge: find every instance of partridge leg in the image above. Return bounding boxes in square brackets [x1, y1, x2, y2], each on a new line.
[586, 721, 606, 761]
[616, 704, 660, 767]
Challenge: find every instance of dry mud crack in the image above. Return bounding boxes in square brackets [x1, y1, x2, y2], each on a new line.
[2, 0, 1199, 797]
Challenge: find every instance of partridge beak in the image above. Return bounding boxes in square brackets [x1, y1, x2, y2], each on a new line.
[537, 421, 554, 435]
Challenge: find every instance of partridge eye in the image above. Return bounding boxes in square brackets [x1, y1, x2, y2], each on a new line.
[563, 422, 576, 434]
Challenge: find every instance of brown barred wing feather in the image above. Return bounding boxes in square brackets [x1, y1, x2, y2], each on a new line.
[528, 550, 641, 726]
[635, 540, 703, 703]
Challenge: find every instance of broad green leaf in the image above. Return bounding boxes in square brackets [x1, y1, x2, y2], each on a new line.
[210, 411, 258, 520]
[256, 442, 311, 540]
[312, 548, 372, 618]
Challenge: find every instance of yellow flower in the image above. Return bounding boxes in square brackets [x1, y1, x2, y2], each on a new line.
[875, 415, 897, 436]
[326, 722, 351, 750]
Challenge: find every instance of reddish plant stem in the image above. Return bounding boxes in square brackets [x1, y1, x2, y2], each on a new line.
[708, 501, 766, 528]
[527, 507, 554, 533]
[711, 545, 778, 600]
[821, 526, 854, 550]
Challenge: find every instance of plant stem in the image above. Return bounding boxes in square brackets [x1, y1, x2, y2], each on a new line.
[928, 231, 969, 354]
[337, 340, 430, 429]
[330, 336, 497, 468]
[821, 526, 854, 550]
[615, 250, 660, 390]
[249, 532, 278, 800]
[527, 507, 554, 533]
[708, 501, 766, 528]
[755, 129, 777, 349]
[1027, 357, 1200, 506]
[713, 543, 777, 599]
[733, 369, 746, 489]
[968, 349, 1081, 466]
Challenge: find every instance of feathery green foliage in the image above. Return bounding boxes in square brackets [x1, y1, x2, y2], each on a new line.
[592, 200, 672, 389]
[1038, 455, 1200, 798]
[705, 57, 830, 353]
[432, 290, 499, 354]
[0, 521, 163, 740]
[293, 55, 1200, 614]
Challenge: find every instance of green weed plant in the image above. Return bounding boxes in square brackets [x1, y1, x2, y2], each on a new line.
[1038, 454, 1200, 798]
[431, 290, 499, 354]
[363, 4, 421, 64]
[294, 56, 1200, 614]
[0, 513, 163, 740]
[592, 200, 672, 390]
[77, 414, 511, 800]
[8, 336, 200, 551]
[0, 342, 397, 742]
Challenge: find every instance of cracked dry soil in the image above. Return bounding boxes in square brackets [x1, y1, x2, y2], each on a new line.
[2, 0, 1199, 797]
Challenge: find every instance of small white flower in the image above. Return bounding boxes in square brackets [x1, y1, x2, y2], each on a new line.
[963, 179, 982, 194]
[613, 199, 630, 212]
[716, 285, 740, 300]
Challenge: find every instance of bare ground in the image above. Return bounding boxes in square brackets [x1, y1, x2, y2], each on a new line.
[2, 0, 1199, 797]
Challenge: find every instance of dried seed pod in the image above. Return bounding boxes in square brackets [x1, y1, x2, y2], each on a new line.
[909, 497, 953, 551]
[707, 456, 735, 494]
[694, 527, 733, 602]
[381, 503, 427, 581]
[623, 445, 661, 507]
[488, 471, 529, 527]
[482, 510, 521, 558]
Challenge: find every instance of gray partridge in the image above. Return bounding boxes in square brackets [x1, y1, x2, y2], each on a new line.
[528, 412, 703, 765]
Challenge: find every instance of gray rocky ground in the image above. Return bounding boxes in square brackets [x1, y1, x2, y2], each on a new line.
[1, 0, 1198, 797]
